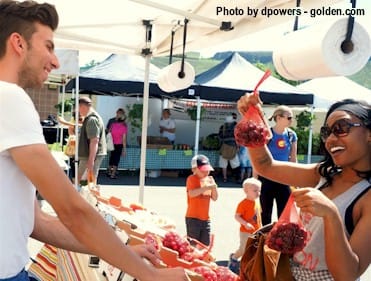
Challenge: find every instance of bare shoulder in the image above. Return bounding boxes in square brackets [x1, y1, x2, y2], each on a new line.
[356, 187, 371, 220]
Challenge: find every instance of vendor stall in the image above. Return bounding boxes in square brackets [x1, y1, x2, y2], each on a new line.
[29, 186, 238, 281]
[101, 148, 221, 170]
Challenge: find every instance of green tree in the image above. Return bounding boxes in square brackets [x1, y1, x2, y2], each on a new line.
[186, 106, 206, 121]
[126, 103, 143, 145]
[54, 98, 74, 113]
[293, 110, 321, 155]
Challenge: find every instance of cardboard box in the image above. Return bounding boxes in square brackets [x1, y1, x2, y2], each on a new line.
[161, 170, 179, 178]
[146, 144, 173, 150]
[146, 170, 161, 178]
[137, 136, 173, 150]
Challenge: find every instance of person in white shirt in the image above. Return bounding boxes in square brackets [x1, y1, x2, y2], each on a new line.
[159, 108, 176, 144]
[0, 1, 188, 281]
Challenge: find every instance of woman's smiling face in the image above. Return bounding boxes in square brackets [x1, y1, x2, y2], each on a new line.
[324, 110, 370, 170]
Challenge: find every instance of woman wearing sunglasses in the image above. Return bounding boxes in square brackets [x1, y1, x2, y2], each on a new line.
[237, 96, 371, 281]
[258, 105, 298, 226]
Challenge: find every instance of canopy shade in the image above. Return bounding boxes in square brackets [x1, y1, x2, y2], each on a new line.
[66, 54, 159, 96]
[43, 0, 342, 57]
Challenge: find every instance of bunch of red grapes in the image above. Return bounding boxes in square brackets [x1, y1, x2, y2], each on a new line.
[266, 222, 308, 254]
[144, 233, 161, 250]
[234, 118, 270, 147]
[214, 266, 240, 281]
[192, 266, 240, 281]
[162, 231, 194, 261]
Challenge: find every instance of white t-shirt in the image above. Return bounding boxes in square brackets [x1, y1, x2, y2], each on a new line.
[0, 81, 45, 278]
[159, 117, 176, 142]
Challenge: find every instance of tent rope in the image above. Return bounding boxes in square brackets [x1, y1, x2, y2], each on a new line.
[178, 18, 189, 79]
[341, 0, 356, 54]
[293, 0, 301, 31]
[169, 20, 181, 65]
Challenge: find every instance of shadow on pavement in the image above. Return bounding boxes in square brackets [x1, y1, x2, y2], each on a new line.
[97, 169, 241, 188]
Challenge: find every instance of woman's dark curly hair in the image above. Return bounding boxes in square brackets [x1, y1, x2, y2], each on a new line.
[318, 99, 371, 185]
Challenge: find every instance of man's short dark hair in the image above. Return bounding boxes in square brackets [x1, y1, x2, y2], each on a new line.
[79, 96, 92, 105]
[0, 0, 59, 57]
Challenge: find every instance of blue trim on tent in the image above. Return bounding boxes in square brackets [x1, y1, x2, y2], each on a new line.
[195, 54, 233, 84]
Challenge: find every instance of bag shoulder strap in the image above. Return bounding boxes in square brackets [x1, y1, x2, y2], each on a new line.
[287, 128, 294, 144]
[345, 185, 371, 235]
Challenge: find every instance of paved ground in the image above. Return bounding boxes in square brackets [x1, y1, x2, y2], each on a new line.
[96, 169, 242, 188]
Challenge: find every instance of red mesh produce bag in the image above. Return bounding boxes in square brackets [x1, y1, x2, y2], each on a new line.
[265, 195, 308, 254]
[234, 70, 272, 148]
[234, 105, 271, 148]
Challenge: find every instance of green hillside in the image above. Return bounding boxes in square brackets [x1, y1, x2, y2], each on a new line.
[151, 53, 220, 75]
[349, 62, 371, 89]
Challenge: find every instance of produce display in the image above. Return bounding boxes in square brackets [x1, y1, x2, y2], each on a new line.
[192, 265, 239, 281]
[83, 187, 239, 281]
[266, 222, 308, 254]
[192, 266, 218, 281]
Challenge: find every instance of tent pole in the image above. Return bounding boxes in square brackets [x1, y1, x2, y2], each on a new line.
[138, 20, 153, 205]
[129, 0, 222, 27]
[307, 106, 314, 164]
[194, 96, 201, 155]
[59, 83, 66, 148]
[74, 80, 80, 190]
[138, 55, 150, 205]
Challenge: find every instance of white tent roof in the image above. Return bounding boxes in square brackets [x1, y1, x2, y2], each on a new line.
[43, 0, 342, 56]
[80, 53, 160, 82]
[298, 76, 371, 109]
[197, 52, 307, 93]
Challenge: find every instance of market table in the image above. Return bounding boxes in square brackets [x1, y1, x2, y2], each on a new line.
[101, 147, 221, 170]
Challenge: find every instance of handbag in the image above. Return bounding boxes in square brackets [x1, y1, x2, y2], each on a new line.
[240, 224, 293, 281]
[64, 135, 76, 157]
[106, 132, 114, 151]
[220, 142, 237, 160]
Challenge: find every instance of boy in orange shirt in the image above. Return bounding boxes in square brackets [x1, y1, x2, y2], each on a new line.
[185, 155, 219, 246]
[228, 177, 262, 273]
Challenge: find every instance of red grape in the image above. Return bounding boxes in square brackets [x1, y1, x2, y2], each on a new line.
[266, 222, 308, 254]
[234, 118, 270, 147]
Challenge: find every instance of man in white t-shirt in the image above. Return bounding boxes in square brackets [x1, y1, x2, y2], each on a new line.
[0, 2, 187, 281]
[159, 108, 176, 144]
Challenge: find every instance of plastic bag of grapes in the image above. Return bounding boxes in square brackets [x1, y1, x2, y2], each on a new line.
[265, 195, 308, 254]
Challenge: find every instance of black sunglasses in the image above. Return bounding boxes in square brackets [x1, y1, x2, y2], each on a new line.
[320, 119, 363, 142]
[280, 115, 293, 120]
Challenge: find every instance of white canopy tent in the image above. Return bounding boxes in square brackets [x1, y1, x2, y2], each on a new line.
[298, 76, 371, 109]
[42, 0, 343, 203]
[47, 0, 343, 57]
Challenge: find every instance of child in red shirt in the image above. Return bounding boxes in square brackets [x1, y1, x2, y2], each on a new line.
[228, 177, 262, 273]
[185, 154, 218, 246]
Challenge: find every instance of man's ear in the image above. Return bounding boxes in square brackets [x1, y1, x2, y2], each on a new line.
[9, 33, 26, 54]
